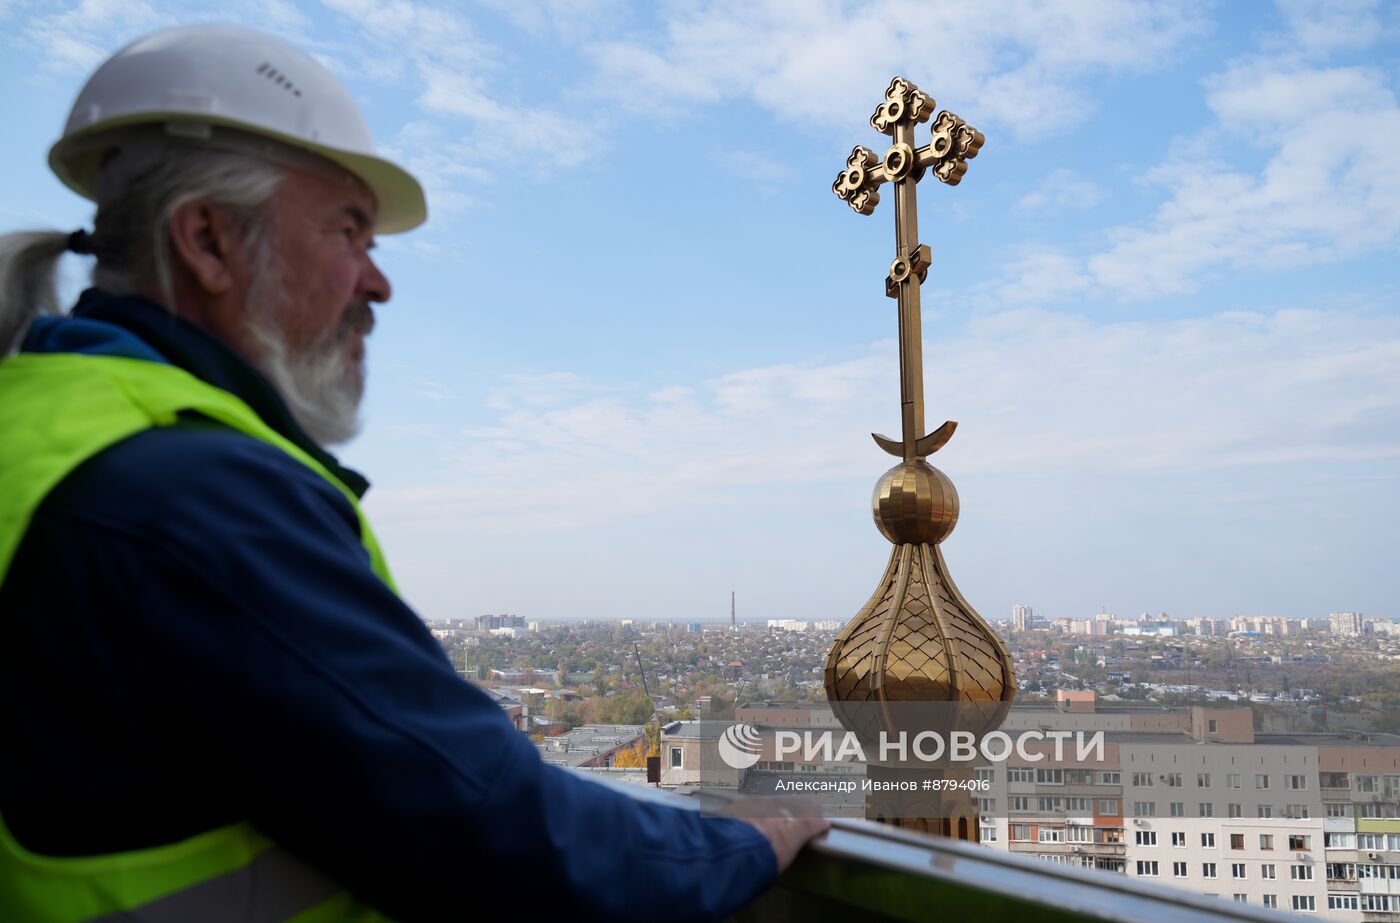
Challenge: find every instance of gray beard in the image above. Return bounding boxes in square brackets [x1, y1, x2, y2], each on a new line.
[242, 265, 371, 448]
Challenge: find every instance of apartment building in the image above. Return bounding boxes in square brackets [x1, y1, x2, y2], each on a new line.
[1317, 745, 1400, 920]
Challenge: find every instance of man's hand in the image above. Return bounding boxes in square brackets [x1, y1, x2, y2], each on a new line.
[721, 798, 830, 873]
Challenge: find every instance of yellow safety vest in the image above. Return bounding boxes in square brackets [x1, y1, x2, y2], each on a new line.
[0, 351, 396, 922]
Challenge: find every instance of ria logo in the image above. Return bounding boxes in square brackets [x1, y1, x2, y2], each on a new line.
[718, 723, 763, 769]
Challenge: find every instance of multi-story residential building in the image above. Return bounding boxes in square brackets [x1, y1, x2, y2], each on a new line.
[1330, 612, 1366, 637]
[675, 697, 1400, 919]
[1012, 604, 1034, 633]
[1124, 815, 1325, 912]
[1317, 745, 1400, 920]
[983, 697, 1400, 919]
[474, 613, 525, 631]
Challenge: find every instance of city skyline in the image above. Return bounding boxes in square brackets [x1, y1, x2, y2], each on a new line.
[3, 1, 1397, 622]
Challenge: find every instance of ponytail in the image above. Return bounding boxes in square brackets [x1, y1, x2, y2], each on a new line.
[0, 231, 74, 355]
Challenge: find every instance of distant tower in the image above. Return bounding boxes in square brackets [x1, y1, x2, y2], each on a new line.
[731, 591, 736, 629]
[1012, 604, 1033, 633]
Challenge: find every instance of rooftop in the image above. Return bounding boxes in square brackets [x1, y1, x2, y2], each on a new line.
[661, 720, 737, 739]
[536, 725, 644, 768]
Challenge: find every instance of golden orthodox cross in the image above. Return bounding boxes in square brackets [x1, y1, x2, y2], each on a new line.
[833, 77, 983, 463]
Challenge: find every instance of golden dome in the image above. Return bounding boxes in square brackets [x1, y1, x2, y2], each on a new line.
[826, 463, 1015, 753]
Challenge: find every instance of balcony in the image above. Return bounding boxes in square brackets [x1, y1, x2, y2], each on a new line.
[584, 772, 1296, 922]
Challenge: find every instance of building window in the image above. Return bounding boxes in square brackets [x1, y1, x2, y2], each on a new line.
[1165, 773, 1182, 788]
[1136, 861, 1158, 877]
[1358, 833, 1383, 850]
[1197, 772, 1211, 788]
[1261, 864, 1275, 879]
[1290, 865, 1312, 880]
[1208, 719, 1218, 733]
[1039, 828, 1064, 844]
[975, 768, 994, 784]
[1201, 832, 1216, 848]
[1286, 774, 1307, 790]
[1132, 801, 1155, 817]
[1259, 834, 1273, 850]
[1011, 824, 1033, 841]
[1287, 834, 1310, 851]
[1227, 803, 1242, 818]
[1232, 894, 1247, 903]
[1256, 804, 1272, 818]
[1173, 861, 1187, 877]
[1226, 773, 1241, 789]
[1284, 804, 1309, 819]
[1135, 831, 1157, 846]
[1037, 768, 1064, 785]
[1202, 862, 1217, 878]
[1230, 834, 1245, 850]
[1038, 797, 1063, 813]
[979, 823, 997, 843]
[1171, 832, 1186, 847]
[1008, 768, 1034, 784]
[1328, 895, 1358, 911]
[1255, 774, 1270, 790]
[1261, 895, 1277, 909]
[1231, 863, 1246, 879]
[1067, 826, 1092, 844]
[669, 747, 683, 769]
[1198, 802, 1214, 818]
[1098, 799, 1119, 815]
[1325, 803, 1349, 818]
[1132, 772, 1153, 787]
[1099, 771, 1120, 784]
[1011, 796, 1030, 812]
[978, 798, 996, 814]
[1326, 863, 1354, 880]
[1290, 895, 1314, 912]
[1066, 797, 1091, 814]
[1170, 802, 1184, 817]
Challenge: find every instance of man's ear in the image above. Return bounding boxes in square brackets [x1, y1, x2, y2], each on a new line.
[167, 199, 242, 295]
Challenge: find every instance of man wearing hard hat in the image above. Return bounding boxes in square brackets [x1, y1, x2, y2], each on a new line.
[0, 25, 826, 922]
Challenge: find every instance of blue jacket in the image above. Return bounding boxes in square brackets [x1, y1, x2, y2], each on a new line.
[0, 289, 775, 921]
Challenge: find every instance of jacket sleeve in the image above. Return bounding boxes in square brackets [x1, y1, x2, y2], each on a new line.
[53, 427, 778, 921]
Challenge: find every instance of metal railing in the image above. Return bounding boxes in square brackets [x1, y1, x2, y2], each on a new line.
[577, 771, 1300, 922]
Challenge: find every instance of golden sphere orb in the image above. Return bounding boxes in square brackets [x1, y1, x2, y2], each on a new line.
[872, 461, 958, 545]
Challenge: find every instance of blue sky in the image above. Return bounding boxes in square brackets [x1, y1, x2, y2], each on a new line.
[3, 0, 1398, 624]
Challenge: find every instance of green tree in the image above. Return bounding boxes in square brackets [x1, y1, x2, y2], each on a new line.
[597, 690, 654, 725]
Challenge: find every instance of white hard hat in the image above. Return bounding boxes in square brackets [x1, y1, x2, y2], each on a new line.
[49, 24, 426, 233]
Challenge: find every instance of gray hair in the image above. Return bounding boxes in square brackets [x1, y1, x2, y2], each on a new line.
[0, 129, 285, 354]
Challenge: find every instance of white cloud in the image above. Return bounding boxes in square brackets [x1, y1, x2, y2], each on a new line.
[1081, 60, 1400, 299]
[586, 0, 1209, 139]
[477, 0, 627, 40]
[993, 248, 1094, 305]
[715, 148, 795, 185]
[1276, 0, 1387, 52]
[368, 305, 1400, 536]
[1018, 168, 1106, 211]
[318, 0, 606, 188]
[411, 376, 457, 401]
[20, 0, 173, 74]
[483, 372, 629, 411]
